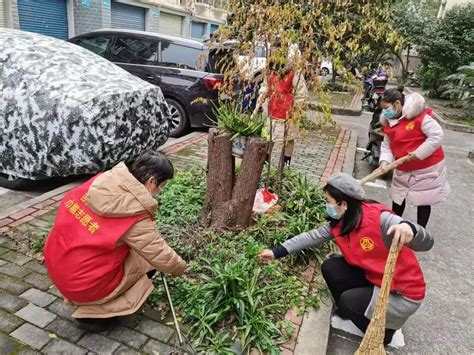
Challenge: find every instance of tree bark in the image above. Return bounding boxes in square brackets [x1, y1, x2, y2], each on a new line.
[200, 129, 234, 226]
[200, 130, 270, 231]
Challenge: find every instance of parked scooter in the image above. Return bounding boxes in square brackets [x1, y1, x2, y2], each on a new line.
[362, 67, 388, 112]
[363, 98, 384, 166]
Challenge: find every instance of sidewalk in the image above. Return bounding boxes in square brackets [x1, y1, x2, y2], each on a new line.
[0, 120, 357, 354]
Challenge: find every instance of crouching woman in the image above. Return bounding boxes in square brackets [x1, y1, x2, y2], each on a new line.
[44, 151, 186, 332]
[258, 172, 433, 345]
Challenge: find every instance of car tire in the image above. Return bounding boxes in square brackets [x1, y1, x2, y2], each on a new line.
[0, 174, 37, 191]
[320, 67, 330, 76]
[166, 98, 190, 138]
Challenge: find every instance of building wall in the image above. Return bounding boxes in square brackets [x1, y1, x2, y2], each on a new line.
[4, 0, 226, 38]
[438, 0, 473, 17]
[73, 0, 109, 36]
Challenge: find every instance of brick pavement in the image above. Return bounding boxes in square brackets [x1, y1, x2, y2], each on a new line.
[0, 125, 354, 354]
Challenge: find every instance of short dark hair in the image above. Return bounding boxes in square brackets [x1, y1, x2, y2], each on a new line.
[130, 151, 174, 185]
[381, 86, 405, 105]
[323, 184, 363, 236]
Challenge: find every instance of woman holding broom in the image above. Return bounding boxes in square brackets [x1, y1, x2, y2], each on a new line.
[379, 88, 450, 227]
[258, 172, 434, 345]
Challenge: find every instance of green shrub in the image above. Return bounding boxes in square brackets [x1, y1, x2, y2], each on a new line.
[153, 167, 332, 353]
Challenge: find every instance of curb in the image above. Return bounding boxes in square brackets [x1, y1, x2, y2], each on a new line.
[285, 126, 357, 354]
[343, 130, 358, 174]
[405, 87, 474, 134]
[309, 101, 362, 117]
[320, 127, 356, 186]
[0, 132, 209, 231]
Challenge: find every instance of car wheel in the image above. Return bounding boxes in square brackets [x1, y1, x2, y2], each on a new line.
[320, 67, 330, 76]
[166, 98, 190, 138]
[0, 173, 36, 190]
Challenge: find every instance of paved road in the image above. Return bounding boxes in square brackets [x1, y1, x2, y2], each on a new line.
[326, 111, 474, 354]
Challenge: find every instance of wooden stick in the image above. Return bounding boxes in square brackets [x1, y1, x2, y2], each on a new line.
[359, 155, 412, 186]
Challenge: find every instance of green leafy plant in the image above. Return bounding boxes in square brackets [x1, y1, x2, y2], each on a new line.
[152, 168, 333, 352]
[215, 104, 268, 140]
[440, 63, 474, 108]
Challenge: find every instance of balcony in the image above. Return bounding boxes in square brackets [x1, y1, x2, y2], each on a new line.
[195, 0, 228, 10]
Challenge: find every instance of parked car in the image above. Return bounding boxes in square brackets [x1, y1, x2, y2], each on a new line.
[0, 29, 170, 189]
[69, 29, 231, 137]
[318, 59, 333, 76]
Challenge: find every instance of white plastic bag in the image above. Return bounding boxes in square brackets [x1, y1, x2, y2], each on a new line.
[253, 188, 278, 213]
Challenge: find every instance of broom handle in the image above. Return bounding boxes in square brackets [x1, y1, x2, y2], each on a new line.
[359, 155, 412, 186]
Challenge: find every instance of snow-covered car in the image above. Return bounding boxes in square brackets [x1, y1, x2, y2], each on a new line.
[0, 29, 171, 189]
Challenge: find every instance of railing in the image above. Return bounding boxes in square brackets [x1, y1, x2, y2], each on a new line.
[195, 0, 228, 9]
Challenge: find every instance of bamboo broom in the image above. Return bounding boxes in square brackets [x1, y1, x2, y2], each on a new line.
[354, 154, 412, 355]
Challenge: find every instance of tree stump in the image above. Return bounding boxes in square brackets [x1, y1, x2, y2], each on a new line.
[200, 129, 271, 231]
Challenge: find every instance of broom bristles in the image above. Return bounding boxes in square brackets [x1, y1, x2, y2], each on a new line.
[355, 240, 400, 355]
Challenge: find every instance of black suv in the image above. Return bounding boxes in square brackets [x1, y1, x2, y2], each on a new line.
[69, 29, 229, 137]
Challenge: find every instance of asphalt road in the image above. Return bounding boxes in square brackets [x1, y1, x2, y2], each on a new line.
[326, 111, 474, 354]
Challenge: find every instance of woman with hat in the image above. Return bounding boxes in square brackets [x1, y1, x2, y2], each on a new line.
[258, 172, 434, 345]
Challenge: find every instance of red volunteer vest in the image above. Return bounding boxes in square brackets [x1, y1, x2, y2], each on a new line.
[330, 203, 425, 300]
[44, 175, 151, 303]
[268, 71, 294, 120]
[383, 108, 444, 171]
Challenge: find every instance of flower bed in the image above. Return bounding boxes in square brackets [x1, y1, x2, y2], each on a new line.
[151, 168, 336, 353]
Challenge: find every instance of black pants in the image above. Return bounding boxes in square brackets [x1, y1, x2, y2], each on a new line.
[321, 257, 395, 345]
[392, 200, 431, 227]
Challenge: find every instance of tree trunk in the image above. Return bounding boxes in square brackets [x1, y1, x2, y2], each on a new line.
[200, 129, 270, 231]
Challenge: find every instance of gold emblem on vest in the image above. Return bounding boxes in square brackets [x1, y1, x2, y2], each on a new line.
[360, 237, 375, 251]
[406, 121, 415, 131]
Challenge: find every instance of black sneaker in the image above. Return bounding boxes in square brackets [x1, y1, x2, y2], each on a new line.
[74, 317, 116, 332]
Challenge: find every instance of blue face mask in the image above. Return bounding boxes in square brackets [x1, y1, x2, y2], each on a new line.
[326, 203, 342, 220]
[383, 106, 398, 120]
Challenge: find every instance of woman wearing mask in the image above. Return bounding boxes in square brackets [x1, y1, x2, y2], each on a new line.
[44, 151, 186, 332]
[379, 87, 450, 227]
[258, 172, 434, 345]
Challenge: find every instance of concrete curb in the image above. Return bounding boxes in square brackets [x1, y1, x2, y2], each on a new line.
[294, 297, 333, 355]
[0, 182, 81, 220]
[405, 87, 474, 134]
[309, 101, 362, 117]
[343, 130, 358, 174]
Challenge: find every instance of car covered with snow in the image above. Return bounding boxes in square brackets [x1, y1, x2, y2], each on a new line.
[0, 29, 171, 189]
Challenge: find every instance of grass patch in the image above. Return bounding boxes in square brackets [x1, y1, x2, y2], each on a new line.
[152, 167, 335, 353]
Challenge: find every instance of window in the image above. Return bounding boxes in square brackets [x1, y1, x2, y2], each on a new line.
[160, 42, 203, 70]
[255, 45, 267, 58]
[109, 36, 158, 65]
[73, 36, 111, 58]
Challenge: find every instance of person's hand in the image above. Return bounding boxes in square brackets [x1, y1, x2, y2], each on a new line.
[387, 224, 414, 251]
[379, 161, 389, 174]
[258, 249, 275, 263]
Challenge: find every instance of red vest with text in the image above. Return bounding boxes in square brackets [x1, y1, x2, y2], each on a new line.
[268, 71, 294, 120]
[383, 108, 444, 171]
[44, 175, 151, 303]
[330, 203, 425, 300]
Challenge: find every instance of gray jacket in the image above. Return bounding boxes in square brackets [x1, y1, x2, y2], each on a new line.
[276, 212, 433, 257]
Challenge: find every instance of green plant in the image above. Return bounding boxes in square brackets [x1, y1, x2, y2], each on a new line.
[152, 168, 332, 352]
[440, 63, 474, 108]
[215, 104, 268, 140]
[30, 229, 48, 254]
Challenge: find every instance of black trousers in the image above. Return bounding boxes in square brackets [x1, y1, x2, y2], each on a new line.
[321, 256, 395, 345]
